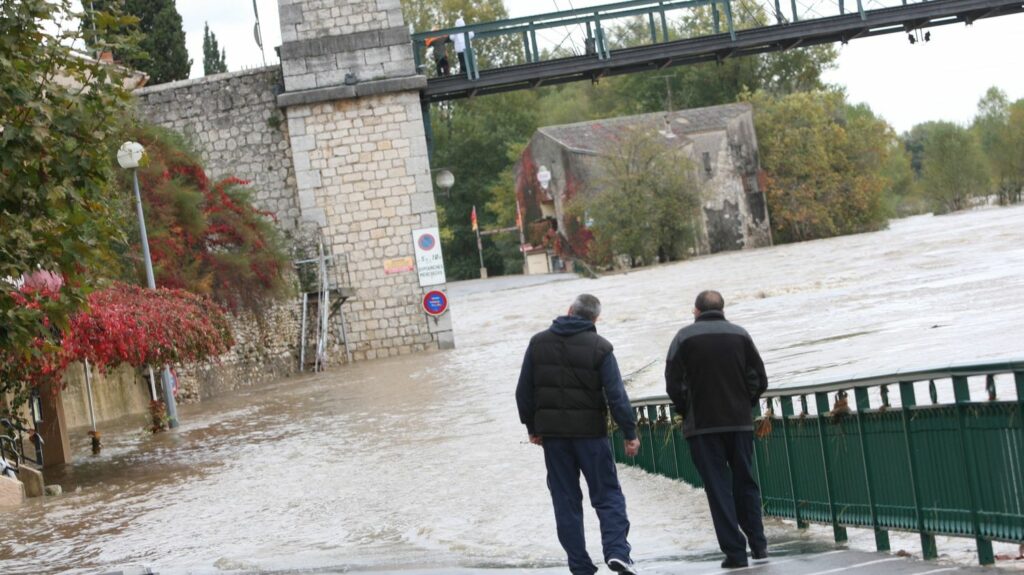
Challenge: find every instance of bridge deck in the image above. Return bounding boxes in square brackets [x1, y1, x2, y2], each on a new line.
[421, 0, 1024, 102]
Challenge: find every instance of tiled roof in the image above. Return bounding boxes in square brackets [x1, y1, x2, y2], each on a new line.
[537, 102, 751, 153]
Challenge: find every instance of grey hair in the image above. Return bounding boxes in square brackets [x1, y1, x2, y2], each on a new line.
[695, 290, 725, 312]
[570, 293, 601, 322]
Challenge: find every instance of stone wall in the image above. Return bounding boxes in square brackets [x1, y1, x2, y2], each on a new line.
[176, 302, 302, 401]
[135, 67, 301, 231]
[285, 93, 451, 359]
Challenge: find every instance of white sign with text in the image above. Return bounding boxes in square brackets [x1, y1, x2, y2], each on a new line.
[412, 227, 446, 287]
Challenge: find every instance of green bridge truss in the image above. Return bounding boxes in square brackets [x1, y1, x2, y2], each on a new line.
[611, 360, 1024, 565]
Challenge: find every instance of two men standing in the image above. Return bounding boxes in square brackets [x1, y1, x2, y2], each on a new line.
[517, 291, 768, 573]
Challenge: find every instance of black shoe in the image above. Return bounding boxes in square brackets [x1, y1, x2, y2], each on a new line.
[752, 548, 768, 561]
[721, 556, 748, 568]
[608, 557, 638, 574]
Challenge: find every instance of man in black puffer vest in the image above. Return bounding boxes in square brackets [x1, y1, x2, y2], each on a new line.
[516, 294, 640, 575]
[665, 290, 769, 569]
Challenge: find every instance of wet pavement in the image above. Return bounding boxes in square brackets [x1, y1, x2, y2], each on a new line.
[3, 206, 1024, 574]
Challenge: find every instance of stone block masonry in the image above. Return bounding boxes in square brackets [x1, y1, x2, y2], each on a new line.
[135, 67, 301, 231]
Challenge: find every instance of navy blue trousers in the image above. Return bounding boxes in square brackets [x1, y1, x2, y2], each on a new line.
[688, 431, 767, 562]
[542, 437, 632, 575]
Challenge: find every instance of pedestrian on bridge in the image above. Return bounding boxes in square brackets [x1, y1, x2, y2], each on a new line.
[453, 16, 475, 77]
[665, 290, 769, 569]
[516, 293, 640, 575]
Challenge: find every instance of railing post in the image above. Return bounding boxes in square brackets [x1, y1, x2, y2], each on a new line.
[952, 376, 995, 565]
[413, 39, 423, 74]
[775, 0, 783, 24]
[595, 16, 609, 59]
[660, 5, 669, 41]
[529, 25, 540, 63]
[648, 12, 658, 43]
[791, 0, 799, 22]
[780, 396, 807, 528]
[815, 392, 848, 543]
[751, 400, 768, 500]
[857, 0, 866, 20]
[839, 0, 845, 15]
[712, 0, 721, 34]
[647, 405, 660, 475]
[853, 387, 890, 551]
[522, 31, 532, 63]
[723, 0, 736, 41]
[899, 381, 938, 559]
[465, 38, 479, 81]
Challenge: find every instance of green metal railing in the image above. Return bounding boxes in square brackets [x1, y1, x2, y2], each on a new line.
[410, 0, 896, 81]
[611, 360, 1024, 565]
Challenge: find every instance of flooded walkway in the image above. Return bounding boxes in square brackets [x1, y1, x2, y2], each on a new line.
[3, 206, 1024, 574]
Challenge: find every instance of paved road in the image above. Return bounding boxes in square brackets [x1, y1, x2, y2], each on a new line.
[99, 549, 1010, 575]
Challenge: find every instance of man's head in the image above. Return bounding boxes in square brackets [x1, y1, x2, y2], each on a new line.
[569, 293, 601, 323]
[693, 290, 724, 318]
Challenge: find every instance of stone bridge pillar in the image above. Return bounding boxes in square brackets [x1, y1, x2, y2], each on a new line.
[276, 0, 454, 358]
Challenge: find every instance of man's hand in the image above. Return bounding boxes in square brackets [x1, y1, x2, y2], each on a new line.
[624, 438, 640, 457]
[529, 434, 543, 446]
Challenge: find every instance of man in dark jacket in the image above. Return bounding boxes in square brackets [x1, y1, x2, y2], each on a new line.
[516, 294, 640, 575]
[665, 290, 769, 569]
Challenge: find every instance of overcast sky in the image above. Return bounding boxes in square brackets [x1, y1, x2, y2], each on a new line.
[174, 0, 1024, 133]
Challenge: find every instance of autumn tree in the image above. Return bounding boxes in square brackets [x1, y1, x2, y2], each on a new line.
[202, 22, 228, 76]
[918, 122, 990, 214]
[574, 127, 703, 267]
[1, 0, 133, 386]
[121, 126, 291, 313]
[749, 90, 892, 243]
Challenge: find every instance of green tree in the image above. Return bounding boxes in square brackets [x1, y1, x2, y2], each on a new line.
[972, 87, 1024, 204]
[84, 0, 191, 84]
[572, 127, 702, 267]
[1, 0, 134, 410]
[919, 122, 990, 214]
[749, 90, 892, 243]
[202, 22, 228, 76]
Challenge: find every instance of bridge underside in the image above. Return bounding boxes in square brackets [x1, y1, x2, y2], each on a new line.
[422, 0, 1024, 103]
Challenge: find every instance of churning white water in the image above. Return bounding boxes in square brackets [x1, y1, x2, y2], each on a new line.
[1, 206, 1022, 574]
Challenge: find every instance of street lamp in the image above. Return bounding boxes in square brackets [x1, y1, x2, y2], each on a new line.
[117, 141, 179, 429]
[435, 168, 454, 198]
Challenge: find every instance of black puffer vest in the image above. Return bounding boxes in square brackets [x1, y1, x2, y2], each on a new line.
[529, 319, 613, 437]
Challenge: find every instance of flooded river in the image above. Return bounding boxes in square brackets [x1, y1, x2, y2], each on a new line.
[2, 206, 1023, 574]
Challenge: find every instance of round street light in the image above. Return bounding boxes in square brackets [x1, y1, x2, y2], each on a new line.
[537, 165, 552, 190]
[116, 141, 146, 169]
[436, 169, 454, 191]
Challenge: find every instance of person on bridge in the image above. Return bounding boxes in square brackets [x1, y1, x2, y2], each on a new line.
[453, 16, 475, 77]
[516, 293, 640, 575]
[664, 290, 769, 569]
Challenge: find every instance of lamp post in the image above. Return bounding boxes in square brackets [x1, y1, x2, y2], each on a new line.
[117, 141, 179, 429]
[435, 168, 454, 198]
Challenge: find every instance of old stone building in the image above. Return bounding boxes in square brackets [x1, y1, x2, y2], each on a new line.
[515, 102, 772, 268]
[131, 0, 454, 400]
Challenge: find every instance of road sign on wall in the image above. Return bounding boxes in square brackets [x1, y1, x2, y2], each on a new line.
[422, 290, 448, 316]
[412, 227, 446, 287]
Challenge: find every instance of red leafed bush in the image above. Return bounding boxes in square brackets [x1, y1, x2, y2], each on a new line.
[65, 283, 234, 369]
[1, 282, 234, 419]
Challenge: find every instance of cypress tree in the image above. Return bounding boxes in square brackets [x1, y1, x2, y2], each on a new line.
[202, 22, 228, 75]
[83, 0, 192, 84]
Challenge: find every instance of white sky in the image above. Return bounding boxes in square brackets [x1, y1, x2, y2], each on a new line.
[169, 1, 1024, 133]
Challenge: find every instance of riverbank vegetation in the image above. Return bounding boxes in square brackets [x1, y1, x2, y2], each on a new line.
[404, 0, 1024, 278]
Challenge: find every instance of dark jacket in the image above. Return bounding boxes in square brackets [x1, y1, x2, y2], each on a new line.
[664, 310, 768, 438]
[516, 315, 637, 440]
